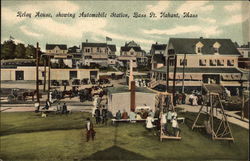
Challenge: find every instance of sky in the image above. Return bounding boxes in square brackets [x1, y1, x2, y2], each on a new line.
[1, 0, 249, 53]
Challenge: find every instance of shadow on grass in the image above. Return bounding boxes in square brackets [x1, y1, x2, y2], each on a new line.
[82, 145, 150, 161]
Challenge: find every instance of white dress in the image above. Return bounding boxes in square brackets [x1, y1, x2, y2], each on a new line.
[161, 113, 167, 124]
[146, 116, 154, 129]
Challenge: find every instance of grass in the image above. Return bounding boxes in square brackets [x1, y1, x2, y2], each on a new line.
[0, 112, 249, 161]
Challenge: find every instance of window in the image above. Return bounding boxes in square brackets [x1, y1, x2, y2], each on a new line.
[197, 47, 201, 53]
[42, 71, 45, 77]
[195, 42, 203, 54]
[180, 59, 187, 66]
[199, 59, 206, 66]
[210, 59, 216, 66]
[97, 48, 100, 52]
[227, 60, 234, 66]
[214, 47, 219, 53]
[217, 59, 224, 66]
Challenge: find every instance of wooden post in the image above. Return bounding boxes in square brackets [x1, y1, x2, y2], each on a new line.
[130, 81, 136, 112]
[166, 56, 169, 92]
[36, 42, 40, 103]
[47, 56, 51, 99]
[241, 95, 244, 119]
[43, 56, 47, 92]
[173, 55, 177, 106]
[181, 54, 186, 93]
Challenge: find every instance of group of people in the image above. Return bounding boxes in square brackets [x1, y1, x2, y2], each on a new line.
[94, 105, 110, 125]
[115, 109, 154, 122]
[145, 109, 180, 137]
[188, 92, 203, 106]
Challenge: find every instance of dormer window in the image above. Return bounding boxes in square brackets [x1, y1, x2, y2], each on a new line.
[213, 42, 221, 54]
[195, 41, 204, 54]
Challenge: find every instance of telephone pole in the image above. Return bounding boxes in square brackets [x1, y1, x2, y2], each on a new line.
[47, 56, 51, 100]
[36, 42, 40, 103]
[43, 56, 47, 92]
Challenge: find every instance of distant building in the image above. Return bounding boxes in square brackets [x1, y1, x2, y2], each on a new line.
[45, 44, 72, 68]
[150, 42, 167, 70]
[82, 40, 116, 67]
[151, 37, 247, 94]
[237, 42, 250, 69]
[118, 41, 147, 67]
[46, 44, 68, 55]
[1, 66, 99, 81]
[68, 46, 82, 68]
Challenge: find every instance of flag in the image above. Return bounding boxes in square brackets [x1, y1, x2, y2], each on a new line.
[106, 36, 112, 41]
[10, 35, 14, 40]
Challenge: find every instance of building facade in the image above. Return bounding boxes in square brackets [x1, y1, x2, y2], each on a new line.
[1, 66, 99, 81]
[82, 41, 116, 67]
[118, 41, 147, 67]
[150, 43, 167, 70]
[151, 37, 247, 94]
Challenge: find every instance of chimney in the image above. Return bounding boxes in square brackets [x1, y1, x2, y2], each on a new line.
[156, 42, 158, 44]
[86, 39, 88, 43]
[200, 37, 203, 39]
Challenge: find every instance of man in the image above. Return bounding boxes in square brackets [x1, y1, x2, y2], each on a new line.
[44, 99, 50, 110]
[62, 102, 68, 114]
[116, 110, 122, 120]
[85, 118, 95, 142]
[101, 106, 108, 125]
[172, 118, 180, 137]
[121, 110, 128, 119]
[34, 102, 40, 113]
[129, 111, 136, 123]
[95, 107, 101, 124]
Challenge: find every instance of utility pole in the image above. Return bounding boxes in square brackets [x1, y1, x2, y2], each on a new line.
[181, 53, 186, 93]
[36, 42, 40, 103]
[173, 55, 177, 106]
[47, 56, 51, 100]
[43, 56, 47, 92]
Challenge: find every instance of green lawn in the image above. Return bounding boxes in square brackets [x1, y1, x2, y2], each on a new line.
[0, 112, 249, 161]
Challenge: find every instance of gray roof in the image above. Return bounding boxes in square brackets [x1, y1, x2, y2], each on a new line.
[168, 38, 241, 55]
[120, 46, 142, 52]
[151, 44, 167, 50]
[153, 66, 242, 74]
[107, 86, 155, 94]
[46, 44, 67, 50]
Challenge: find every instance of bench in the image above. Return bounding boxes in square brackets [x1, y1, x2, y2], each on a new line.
[111, 119, 146, 124]
[111, 118, 159, 125]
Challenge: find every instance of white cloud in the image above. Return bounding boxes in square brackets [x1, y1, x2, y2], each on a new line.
[32, 18, 107, 39]
[224, 2, 241, 12]
[177, 1, 214, 13]
[1, 7, 24, 25]
[223, 14, 249, 26]
[200, 18, 216, 24]
[146, 1, 170, 14]
[31, 18, 154, 45]
[143, 25, 222, 37]
[20, 26, 43, 37]
[18, 1, 79, 13]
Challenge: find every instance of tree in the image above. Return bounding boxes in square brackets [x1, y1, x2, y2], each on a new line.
[25, 45, 36, 59]
[1, 40, 16, 59]
[14, 43, 26, 58]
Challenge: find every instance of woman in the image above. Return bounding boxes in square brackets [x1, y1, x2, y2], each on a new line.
[146, 115, 154, 130]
